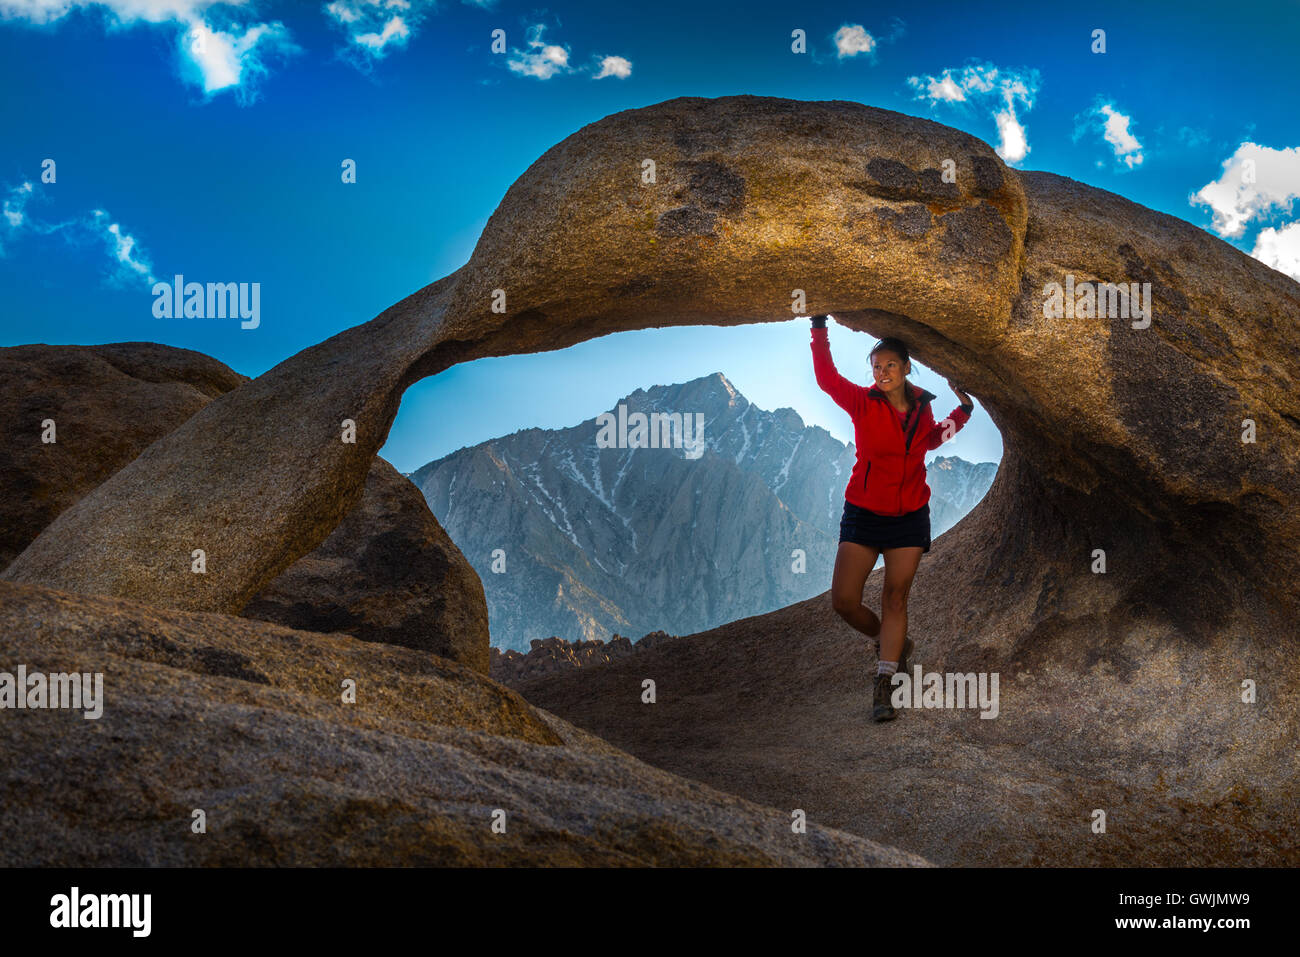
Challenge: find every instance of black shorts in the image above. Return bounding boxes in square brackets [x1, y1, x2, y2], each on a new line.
[838, 500, 931, 552]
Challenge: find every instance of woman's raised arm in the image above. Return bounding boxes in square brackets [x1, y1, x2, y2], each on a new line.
[809, 315, 864, 417]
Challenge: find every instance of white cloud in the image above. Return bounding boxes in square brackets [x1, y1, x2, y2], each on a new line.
[593, 54, 631, 79]
[1077, 102, 1144, 169]
[1251, 221, 1300, 280]
[907, 62, 1039, 166]
[833, 24, 875, 58]
[1100, 106, 1143, 168]
[355, 14, 407, 51]
[0, 1, 298, 102]
[506, 24, 571, 79]
[1, 180, 155, 285]
[1191, 143, 1300, 238]
[994, 108, 1028, 164]
[183, 19, 296, 96]
[908, 63, 998, 102]
[91, 209, 156, 284]
[2, 181, 33, 231]
[499, 25, 631, 81]
[918, 74, 964, 102]
[325, 0, 430, 59]
[324, 1, 360, 23]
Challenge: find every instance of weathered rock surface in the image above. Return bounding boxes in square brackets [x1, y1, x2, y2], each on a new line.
[514, 530, 1300, 866]
[0, 343, 489, 671]
[244, 458, 490, 673]
[0, 581, 923, 867]
[0, 342, 246, 570]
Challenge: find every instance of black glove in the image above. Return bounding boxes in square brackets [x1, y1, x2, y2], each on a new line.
[810, 315, 828, 329]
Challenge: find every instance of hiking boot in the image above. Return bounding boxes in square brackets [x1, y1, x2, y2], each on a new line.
[872, 672, 898, 722]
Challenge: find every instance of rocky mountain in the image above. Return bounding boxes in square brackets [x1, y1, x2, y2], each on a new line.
[412, 372, 996, 651]
[927, 456, 1000, 536]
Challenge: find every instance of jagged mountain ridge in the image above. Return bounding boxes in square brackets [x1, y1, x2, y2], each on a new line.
[411, 372, 996, 651]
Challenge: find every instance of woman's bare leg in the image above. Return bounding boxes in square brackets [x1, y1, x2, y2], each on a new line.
[831, 542, 881, 637]
[879, 546, 924, 663]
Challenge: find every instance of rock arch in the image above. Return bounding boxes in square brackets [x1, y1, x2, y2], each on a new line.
[5, 95, 1299, 646]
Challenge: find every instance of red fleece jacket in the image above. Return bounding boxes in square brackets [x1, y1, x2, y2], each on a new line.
[811, 326, 972, 516]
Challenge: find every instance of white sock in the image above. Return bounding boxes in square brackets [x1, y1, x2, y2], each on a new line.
[876, 660, 898, 677]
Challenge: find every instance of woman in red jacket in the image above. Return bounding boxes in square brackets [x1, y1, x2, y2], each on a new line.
[809, 314, 974, 722]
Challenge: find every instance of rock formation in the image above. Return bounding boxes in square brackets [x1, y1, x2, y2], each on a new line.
[243, 458, 490, 673]
[6, 95, 1296, 642]
[0, 342, 245, 570]
[2, 95, 1297, 865]
[0, 343, 488, 671]
[0, 580, 921, 866]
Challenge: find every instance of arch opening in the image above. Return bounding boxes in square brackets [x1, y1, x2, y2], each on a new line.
[361, 323, 1003, 654]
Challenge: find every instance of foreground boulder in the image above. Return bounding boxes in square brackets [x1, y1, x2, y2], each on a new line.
[0, 581, 923, 867]
[244, 458, 490, 673]
[0, 342, 245, 570]
[0, 342, 489, 671]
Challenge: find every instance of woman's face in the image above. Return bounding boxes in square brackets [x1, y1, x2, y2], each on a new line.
[871, 350, 909, 392]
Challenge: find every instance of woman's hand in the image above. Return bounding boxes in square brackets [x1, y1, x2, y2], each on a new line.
[946, 378, 972, 405]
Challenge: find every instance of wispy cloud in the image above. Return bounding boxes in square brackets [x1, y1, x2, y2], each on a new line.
[324, 0, 432, 62]
[506, 23, 572, 79]
[1, 180, 156, 285]
[90, 209, 156, 285]
[906, 61, 1040, 165]
[1074, 100, 1144, 169]
[0, 0, 299, 103]
[500, 23, 631, 81]
[2, 180, 33, 236]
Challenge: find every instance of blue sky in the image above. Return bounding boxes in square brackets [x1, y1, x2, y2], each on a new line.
[2, 0, 1297, 473]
